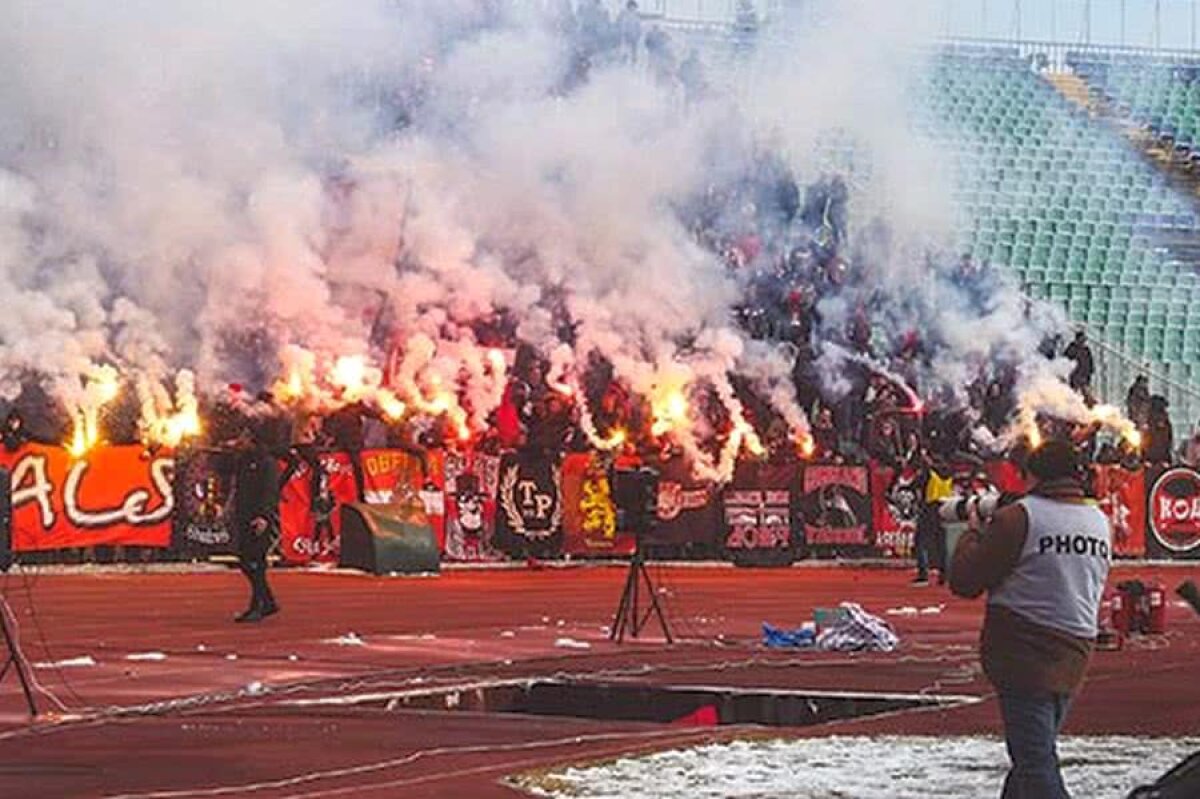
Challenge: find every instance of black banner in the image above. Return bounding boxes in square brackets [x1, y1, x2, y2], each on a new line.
[495, 451, 563, 558]
[798, 464, 872, 550]
[1145, 465, 1200, 560]
[173, 451, 236, 555]
[652, 454, 721, 549]
[721, 460, 797, 566]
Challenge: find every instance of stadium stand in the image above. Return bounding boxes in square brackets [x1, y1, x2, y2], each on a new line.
[918, 43, 1200, 434]
[1073, 53, 1200, 156]
[664, 21, 1200, 433]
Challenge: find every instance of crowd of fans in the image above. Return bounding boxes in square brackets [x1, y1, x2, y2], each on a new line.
[1, 1, 1193, 489]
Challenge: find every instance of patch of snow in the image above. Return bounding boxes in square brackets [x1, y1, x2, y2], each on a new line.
[554, 637, 591, 650]
[125, 652, 167, 662]
[325, 633, 366, 646]
[34, 655, 96, 668]
[519, 736, 1199, 799]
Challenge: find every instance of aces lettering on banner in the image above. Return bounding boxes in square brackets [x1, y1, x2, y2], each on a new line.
[1, 444, 175, 551]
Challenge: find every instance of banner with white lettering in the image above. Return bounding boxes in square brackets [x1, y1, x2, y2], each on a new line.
[494, 451, 562, 558]
[798, 464, 871, 549]
[1145, 465, 1200, 560]
[722, 460, 797, 565]
[0, 444, 174, 551]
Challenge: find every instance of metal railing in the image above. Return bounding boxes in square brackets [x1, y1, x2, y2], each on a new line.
[931, 35, 1200, 72]
[1083, 320, 1200, 434]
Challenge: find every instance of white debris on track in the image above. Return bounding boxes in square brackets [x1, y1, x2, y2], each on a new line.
[33, 655, 97, 668]
[517, 736, 1200, 799]
[553, 637, 592, 650]
[125, 652, 168, 662]
[324, 632, 366, 646]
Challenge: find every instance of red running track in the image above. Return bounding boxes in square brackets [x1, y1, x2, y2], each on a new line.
[0, 562, 1196, 798]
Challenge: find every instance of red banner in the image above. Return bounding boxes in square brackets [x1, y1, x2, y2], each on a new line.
[0, 444, 173, 551]
[278, 452, 359, 564]
[1093, 465, 1147, 558]
[870, 464, 920, 558]
[561, 452, 635, 556]
[984, 459, 1029, 495]
[361, 448, 445, 549]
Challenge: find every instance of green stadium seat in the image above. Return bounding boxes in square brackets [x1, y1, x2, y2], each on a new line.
[925, 49, 1199, 429]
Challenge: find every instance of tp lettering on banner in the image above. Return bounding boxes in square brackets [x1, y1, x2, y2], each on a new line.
[278, 451, 358, 564]
[1145, 465, 1200, 560]
[799, 464, 871, 548]
[722, 460, 797, 565]
[561, 452, 634, 556]
[0, 444, 174, 551]
[174, 450, 235, 554]
[654, 453, 720, 550]
[1093, 464, 1146, 558]
[443, 450, 500, 561]
[361, 448, 446, 549]
[871, 463, 920, 558]
[495, 451, 562, 558]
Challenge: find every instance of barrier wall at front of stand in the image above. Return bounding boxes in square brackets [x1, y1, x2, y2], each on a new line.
[1, 442, 1195, 565]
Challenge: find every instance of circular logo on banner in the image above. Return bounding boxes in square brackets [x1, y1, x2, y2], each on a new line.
[1148, 467, 1200, 553]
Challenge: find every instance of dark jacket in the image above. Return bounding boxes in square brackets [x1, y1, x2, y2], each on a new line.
[233, 448, 280, 558]
[1144, 416, 1173, 463]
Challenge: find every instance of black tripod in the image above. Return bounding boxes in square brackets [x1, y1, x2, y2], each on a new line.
[609, 537, 673, 643]
[0, 595, 38, 718]
[608, 466, 672, 644]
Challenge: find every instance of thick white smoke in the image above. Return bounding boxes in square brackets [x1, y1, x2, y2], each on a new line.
[0, 0, 1113, 468]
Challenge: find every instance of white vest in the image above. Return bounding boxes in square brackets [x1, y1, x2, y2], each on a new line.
[988, 495, 1111, 639]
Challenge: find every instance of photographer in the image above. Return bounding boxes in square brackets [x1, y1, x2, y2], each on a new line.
[950, 439, 1111, 799]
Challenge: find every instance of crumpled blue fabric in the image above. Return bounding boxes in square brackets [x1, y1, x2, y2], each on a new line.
[762, 622, 816, 648]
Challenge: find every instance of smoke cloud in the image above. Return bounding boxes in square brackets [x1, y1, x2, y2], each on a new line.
[0, 0, 1097, 468]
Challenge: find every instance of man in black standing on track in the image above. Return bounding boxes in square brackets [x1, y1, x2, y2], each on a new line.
[231, 423, 281, 623]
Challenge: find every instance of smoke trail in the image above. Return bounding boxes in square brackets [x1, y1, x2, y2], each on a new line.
[0, 0, 1118, 471]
